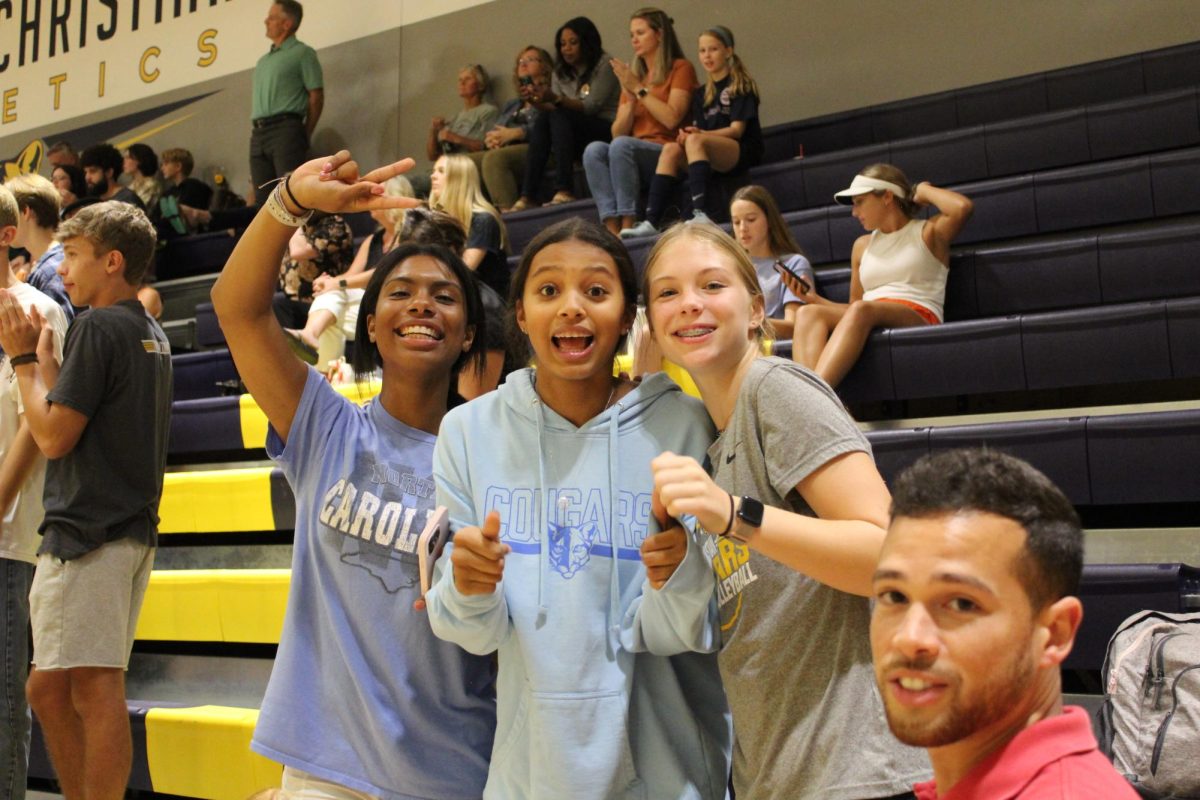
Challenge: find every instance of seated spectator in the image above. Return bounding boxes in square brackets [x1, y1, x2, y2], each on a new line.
[582, 7, 696, 237]
[49, 165, 87, 211]
[730, 184, 821, 340]
[80, 144, 146, 210]
[287, 175, 414, 366]
[155, 148, 214, 236]
[45, 141, 78, 169]
[159, 148, 214, 210]
[871, 449, 1139, 800]
[469, 46, 552, 211]
[5, 173, 75, 320]
[122, 143, 163, 209]
[791, 164, 972, 387]
[429, 154, 509, 296]
[272, 211, 354, 357]
[427, 64, 500, 161]
[630, 25, 763, 235]
[513, 17, 619, 210]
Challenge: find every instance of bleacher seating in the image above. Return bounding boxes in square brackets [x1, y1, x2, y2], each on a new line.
[46, 40, 1198, 800]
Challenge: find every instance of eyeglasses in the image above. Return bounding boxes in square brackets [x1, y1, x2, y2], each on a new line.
[517, 57, 542, 65]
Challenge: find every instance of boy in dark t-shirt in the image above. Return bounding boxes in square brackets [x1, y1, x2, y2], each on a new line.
[0, 200, 172, 798]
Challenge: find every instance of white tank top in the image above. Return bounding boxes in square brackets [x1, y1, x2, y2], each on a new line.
[859, 218, 948, 321]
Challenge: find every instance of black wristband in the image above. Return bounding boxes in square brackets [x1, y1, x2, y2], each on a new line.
[8, 352, 38, 367]
[282, 173, 312, 213]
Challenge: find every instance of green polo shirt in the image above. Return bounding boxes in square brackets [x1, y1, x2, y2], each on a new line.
[252, 36, 323, 120]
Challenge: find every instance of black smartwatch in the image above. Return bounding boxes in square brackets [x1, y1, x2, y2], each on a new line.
[729, 496, 764, 543]
[636, 86, 649, 99]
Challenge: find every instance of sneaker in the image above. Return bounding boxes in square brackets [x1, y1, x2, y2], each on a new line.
[689, 211, 714, 226]
[620, 220, 659, 239]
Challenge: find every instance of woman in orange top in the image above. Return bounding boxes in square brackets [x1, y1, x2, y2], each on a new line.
[582, 7, 696, 237]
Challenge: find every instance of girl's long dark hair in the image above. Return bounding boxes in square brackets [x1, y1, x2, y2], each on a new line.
[554, 16, 604, 85]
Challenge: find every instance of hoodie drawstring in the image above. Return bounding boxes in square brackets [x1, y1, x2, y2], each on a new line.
[606, 404, 621, 653]
[533, 390, 550, 624]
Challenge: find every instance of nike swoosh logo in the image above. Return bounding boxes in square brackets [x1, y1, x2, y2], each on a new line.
[725, 452, 736, 464]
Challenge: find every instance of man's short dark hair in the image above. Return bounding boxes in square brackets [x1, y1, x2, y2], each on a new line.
[890, 449, 1083, 611]
[56, 201, 157, 286]
[276, 0, 303, 30]
[79, 144, 123, 177]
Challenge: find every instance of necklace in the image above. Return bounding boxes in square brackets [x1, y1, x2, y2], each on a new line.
[531, 373, 620, 417]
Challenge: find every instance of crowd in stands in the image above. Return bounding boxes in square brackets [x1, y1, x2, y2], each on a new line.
[0, 1, 1171, 798]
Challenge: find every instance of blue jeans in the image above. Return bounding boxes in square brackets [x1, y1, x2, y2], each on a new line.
[0, 558, 33, 800]
[582, 136, 663, 221]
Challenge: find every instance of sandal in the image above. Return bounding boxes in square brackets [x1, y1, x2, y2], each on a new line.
[548, 191, 576, 205]
[510, 197, 535, 212]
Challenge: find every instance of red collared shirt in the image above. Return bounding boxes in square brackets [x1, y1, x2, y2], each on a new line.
[914, 707, 1140, 799]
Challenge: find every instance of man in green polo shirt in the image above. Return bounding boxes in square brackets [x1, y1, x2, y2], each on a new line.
[250, 0, 324, 205]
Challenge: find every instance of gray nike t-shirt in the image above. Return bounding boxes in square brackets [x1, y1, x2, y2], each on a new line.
[704, 356, 929, 799]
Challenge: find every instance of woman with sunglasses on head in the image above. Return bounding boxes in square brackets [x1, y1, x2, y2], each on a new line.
[212, 151, 497, 800]
[644, 222, 931, 800]
[792, 164, 973, 388]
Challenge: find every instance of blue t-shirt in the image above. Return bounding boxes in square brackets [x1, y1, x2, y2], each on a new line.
[255, 370, 495, 799]
[753, 253, 813, 318]
[27, 242, 75, 322]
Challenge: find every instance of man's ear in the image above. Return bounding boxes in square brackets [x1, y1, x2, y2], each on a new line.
[1034, 596, 1083, 669]
[105, 248, 126, 278]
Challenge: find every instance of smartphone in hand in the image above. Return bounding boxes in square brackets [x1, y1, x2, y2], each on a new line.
[774, 259, 811, 295]
[417, 506, 451, 596]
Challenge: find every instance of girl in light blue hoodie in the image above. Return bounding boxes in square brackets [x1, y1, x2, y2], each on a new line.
[426, 218, 731, 800]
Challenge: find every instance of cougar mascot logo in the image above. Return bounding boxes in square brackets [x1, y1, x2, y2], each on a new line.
[548, 521, 599, 579]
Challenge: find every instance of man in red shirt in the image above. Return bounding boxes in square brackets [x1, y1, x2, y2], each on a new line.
[869, 449, 1138, 799]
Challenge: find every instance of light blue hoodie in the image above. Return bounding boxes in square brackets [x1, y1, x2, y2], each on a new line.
[427, 369, 731, 800]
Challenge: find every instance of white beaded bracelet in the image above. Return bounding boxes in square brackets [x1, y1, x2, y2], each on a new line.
[264, 181, 313, 228]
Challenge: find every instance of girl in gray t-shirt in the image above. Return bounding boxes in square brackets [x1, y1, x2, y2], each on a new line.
[643, 222, 931, 799]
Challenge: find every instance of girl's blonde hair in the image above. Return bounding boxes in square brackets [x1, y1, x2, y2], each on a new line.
[642, 222, 774, 345]
[700, 26, 759, 108]
[730, 184, 805, 259]
[430, 155, 509, 252]
[860, 162, 918, 218]
[630, 7, 686, 86]
[382, 175, 416, 231]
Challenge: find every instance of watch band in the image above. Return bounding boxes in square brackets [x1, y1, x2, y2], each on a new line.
[636, 87, 649, 99]
[726, 495, 764, 543]
[339, 278, 348, 289]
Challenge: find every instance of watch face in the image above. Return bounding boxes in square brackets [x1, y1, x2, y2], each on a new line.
[738, 496, 765, 528]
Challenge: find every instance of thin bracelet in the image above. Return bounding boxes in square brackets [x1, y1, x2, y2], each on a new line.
[282, 173, 312, 213]
[264, 182, 313, 228]
[8, 352, 38, 367]
[716, 493, 735, 537]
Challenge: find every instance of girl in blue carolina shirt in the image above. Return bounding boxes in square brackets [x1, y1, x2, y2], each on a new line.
[212, 151, 496, 799]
